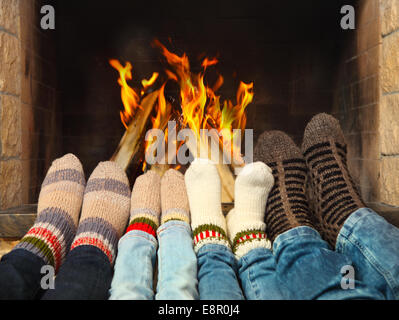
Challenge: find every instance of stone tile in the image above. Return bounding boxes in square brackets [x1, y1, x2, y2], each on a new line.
[0, 94, 21, 158]
[0, 0, 20, 36]
[0, 159, 22, 210]
[380, 93, 399, 155]
[380, 157, 399, 206]
[0, 31, 21, 95]
[380, 0, 399, 36]
[381, 31, 399, 93]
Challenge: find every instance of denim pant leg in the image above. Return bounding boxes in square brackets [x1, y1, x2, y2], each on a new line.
[155, 220, 199, 300]
[336, 208, 399, 300]
[197, 244, 245, 300]
[273, 226, 384, 300]
[109, 230, 157, 300]
[0, 248, 46, 300]
[238, 247, 289, 300]
[41, 246, 113, 300]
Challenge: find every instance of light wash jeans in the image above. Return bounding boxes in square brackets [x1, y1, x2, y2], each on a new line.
[109, 220, 199, 300]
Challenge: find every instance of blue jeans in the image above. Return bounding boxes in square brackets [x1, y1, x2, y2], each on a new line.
[336, 208, 399, 300]
[109, 220, 199, 300]
[273, 226, 383, 299]
[197, 244, 244, 300]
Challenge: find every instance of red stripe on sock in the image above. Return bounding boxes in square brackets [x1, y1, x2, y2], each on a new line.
[27, 227, 62, 269]
[126, 222, 156, 238]
[71, 237, 113, 263]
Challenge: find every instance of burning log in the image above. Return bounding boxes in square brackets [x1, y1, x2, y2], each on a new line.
[111, 90, 159, 170]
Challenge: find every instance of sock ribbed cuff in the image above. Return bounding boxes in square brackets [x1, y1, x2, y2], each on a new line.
[70, 217, 119, 265]
[192, 224, 231, 252]
[126, 216, 159, 238]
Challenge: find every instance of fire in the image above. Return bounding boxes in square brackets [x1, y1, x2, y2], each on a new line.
[109, 59, 158, 129]
[110, 40, 254, 169]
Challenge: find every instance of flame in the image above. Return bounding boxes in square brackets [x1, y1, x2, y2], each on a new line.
[154, 41, 254, 161]
[111, 40, 254, 170]
[109, 59, 159, 128]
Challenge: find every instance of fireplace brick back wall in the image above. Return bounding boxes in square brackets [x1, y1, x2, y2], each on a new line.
[0, 0, 60, 211]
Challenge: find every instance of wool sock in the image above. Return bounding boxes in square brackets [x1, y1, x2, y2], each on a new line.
[126, 170, 161, 238]
[15, 154, 85, 272]
[70, 161, 131, 265]
[254, 131, 314, 242]
[185, 158, 230, 252]
[160, 169, 190, 225]
[301, 113, 365, 247]
[226, 162, 274, 259]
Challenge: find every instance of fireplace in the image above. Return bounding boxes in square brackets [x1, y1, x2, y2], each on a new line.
[0, 0, 398, 239]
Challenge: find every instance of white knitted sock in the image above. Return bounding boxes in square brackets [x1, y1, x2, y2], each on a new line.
[227, 162, 274, 259]
[185, 158, 230, 252]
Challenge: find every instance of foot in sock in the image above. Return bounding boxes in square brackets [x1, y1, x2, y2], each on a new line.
[161, 169, 190, 225]
[226, 162, 274, 259]
[15, 154, 85, 272]
[126, 170, 161, 238]
[185, 159, 230, 252]
[301, 113, 365, 247]
[254, 131, 314, 242]
[70, 161, 131, 265]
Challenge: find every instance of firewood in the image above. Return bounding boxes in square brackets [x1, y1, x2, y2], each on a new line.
[111, 90, 159, 170]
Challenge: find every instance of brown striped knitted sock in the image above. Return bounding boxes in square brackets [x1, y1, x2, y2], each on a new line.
[161, 169, 190, 225]
[301, 113, 365, 247]
[15, 154, 85, 272]
[70, 161, 131, 265]
[254, 131, 314, 242]
[185, 158, 230, 252]
[126, 170, 161, 238]
[226, 162, 274, 259]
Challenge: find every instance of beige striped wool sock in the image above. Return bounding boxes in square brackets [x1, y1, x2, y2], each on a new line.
[125, 170, 161, 238]
[161, 169, 190, 225]
[15, 154, 85, 272]
[70, 161, 131, 265]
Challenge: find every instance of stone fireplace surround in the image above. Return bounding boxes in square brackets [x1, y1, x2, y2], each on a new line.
[0, 0, 398, 238]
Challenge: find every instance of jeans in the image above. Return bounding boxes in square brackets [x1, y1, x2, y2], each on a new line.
[0, 248, 46, 300]
[197, 244, 245, 300]
[41, 246, 113, 300]
[238, 248, 290, 299]
[0, 245, 112, 300]
[336, 208, 399, 300]
[109, 220, 198, 300]
[273, 226, 384, 299]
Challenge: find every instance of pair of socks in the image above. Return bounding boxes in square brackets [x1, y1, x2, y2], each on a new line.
[14, 155, 131, 271]
[184, 113, 365, 257]
[185, 158, 274, 259]
[253, 113, 365, 247]
[125, 169, 190, 239]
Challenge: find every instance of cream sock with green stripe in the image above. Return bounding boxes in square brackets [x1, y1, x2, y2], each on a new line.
[226, 162, 274, 259]
[185, 158, 230, 252]
[15, 154, 85, 272]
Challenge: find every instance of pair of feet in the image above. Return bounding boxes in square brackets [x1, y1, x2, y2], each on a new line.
[184, 113, 365, 258]
[253, 113, 365, 248]
[16, 154, 190, 273]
